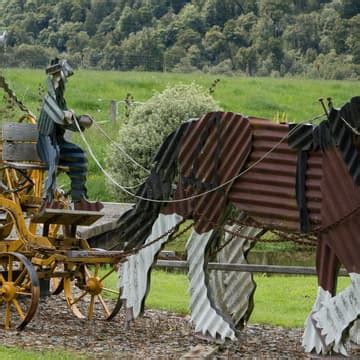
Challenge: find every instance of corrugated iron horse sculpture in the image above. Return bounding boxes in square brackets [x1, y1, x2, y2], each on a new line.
[116, 97, 360, 355]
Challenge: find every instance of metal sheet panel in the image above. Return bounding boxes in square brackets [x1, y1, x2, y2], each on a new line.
[319, 148, 360, 274]
[186, 229, 236, 340]
[229, 118, 323, 232]
[209, 220, 264, 328]
[312, 273, 360, 355]
[164, 112, 253, 234]
[119, 213, 183, 319]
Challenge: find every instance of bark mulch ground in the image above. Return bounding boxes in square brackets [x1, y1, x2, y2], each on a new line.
[0, 295, 358, 359]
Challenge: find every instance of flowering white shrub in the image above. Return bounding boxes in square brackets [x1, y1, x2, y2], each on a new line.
[106, 83, 219, 201]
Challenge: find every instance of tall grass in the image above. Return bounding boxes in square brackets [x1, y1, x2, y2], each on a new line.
[1, 69, 359, 201]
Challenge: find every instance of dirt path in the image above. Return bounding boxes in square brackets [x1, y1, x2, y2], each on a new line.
[0, 295, 358, 359]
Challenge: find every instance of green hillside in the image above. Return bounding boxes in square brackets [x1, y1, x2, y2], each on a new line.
[0, 0, 359, 79]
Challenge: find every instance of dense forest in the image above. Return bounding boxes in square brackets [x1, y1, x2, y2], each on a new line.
[0, 0, 359, 79]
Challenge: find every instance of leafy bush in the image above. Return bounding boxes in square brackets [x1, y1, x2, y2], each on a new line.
[106, 83, 219, 201]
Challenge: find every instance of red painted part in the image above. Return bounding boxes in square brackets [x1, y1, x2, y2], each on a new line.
[228, 118, 323, 232]
[163, 112, 253, 233]
[164, 113, 324, 234]
[320, 148, 360, 275]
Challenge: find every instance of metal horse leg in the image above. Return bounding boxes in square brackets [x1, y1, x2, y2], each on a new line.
[118, 213, 183, 321]
[186, 228, 236, 340]
[209, 222, 263, 329]
[303, 240, 345, 355]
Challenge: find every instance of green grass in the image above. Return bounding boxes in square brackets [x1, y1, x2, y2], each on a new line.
[105, 269, 351, 328]
[1, 69, 359, 201]
[0, 346, 85, 360]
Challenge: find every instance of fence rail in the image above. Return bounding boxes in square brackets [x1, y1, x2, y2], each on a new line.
[155, 260, 348, 277]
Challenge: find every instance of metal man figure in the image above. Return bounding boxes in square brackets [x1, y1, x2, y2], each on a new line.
[37, 58, 103, 211]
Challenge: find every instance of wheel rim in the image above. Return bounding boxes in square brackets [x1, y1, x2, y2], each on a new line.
[64, 264, 122, 321]
[0, 252, 40, 330]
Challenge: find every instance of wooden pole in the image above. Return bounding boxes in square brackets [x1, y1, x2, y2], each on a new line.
[110, 100, 117, 122]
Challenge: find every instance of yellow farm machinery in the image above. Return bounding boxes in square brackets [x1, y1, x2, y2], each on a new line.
[0, 114, 124, 330]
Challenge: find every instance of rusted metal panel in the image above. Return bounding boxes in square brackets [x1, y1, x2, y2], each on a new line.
[320, 148, 360, 274]
[228, 118, 323, 232]
[164, 112, 253, 234]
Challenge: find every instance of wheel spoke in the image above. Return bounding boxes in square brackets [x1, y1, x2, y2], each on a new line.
[12, 299, 25, 320]
[16, 291, 32, 296]
[98, 294, 111, 317]
[0, 273, 5, 284]
[94, 264, 99, 277]
[99, 268, 115, 283]
[14, 268, 27, 286]
[84, 266, 91, 278]
[5, 302, 11, 329]
[88, 295, 95, 320]
[69, 291, 88, 306]
[102, 287, 119, 295]
[7, 256, 13, 282]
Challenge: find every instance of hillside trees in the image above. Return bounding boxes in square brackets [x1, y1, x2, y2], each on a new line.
[1, 0, 359, 79]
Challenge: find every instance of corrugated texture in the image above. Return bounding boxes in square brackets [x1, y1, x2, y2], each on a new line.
[229, 118, 323, 232]
[329, 109, 360, 185]
[288, 123, 314, 151]
[350, 319, 360, 345]
[320, 148, 360, 274]
[114, 122, 190, 250]
[186, 229, 236, 340]
[302, 287, 333, 354]
[209, 221, 264, 328]
[312, 273, 360, 355]
[119, 213, 183, 319]
[164, 111, 252, 234]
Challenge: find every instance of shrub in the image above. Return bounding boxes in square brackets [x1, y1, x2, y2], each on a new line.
[106, 83, 219, 201]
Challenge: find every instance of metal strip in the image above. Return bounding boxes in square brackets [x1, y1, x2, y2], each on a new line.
[186, 229, 236, 340]
[118, 213, 183, 319]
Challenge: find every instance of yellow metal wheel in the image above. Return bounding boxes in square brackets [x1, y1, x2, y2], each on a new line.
[0, 252, 40, 329]
[63, 264, 122, 321]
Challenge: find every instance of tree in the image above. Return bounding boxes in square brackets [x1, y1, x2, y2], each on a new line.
[203, 26, 228, 64]
[176, 29, 201, 50]
[203, 0, 244, 27]
[283, 13, 320, 54]
[178, 4, 204, 33]
[235, 46, 257, 75]
[340, 0, 360, 19]
[66, 31, 90, 53]
[120, 28, 164, 71]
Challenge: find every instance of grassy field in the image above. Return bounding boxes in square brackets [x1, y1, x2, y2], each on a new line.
[1, 69, 360, 201]
[104, 269, 350, 329]
[0, 346, 84, 360]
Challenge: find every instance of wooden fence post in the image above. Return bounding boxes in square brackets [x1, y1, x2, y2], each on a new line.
[110, 100, 117, 122]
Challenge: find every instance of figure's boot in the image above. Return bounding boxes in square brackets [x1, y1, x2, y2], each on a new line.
[39, 197, 64, 212]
